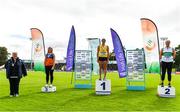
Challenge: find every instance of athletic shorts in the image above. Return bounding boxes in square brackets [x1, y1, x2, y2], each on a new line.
[98, 57, 108, 61]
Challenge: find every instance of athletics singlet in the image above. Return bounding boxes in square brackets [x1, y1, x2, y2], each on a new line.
[161, 47, 174, 62]
[45, 53, 54, 66]
[98, 45, 108, 58]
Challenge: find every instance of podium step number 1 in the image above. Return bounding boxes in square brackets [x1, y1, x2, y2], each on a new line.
[96, 79, 111, 95]
[157, 86, 175, 98]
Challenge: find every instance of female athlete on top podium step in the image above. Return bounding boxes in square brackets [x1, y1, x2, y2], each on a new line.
[97, 38, 109, 81]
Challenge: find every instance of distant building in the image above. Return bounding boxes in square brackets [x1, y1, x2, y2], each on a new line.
[108, 51, 118, 71]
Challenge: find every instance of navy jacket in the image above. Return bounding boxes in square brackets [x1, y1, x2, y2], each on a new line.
[5, 57, 27, 79]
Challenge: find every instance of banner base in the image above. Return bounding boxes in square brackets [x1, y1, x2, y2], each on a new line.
[75, 84, 92, 89]
[127, 86, 145, 90]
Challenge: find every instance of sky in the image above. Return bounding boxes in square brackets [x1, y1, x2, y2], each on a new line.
[0, 0, 180, 60]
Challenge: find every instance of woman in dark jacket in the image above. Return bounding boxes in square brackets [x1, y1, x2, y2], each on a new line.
[5, 52, 27, 97]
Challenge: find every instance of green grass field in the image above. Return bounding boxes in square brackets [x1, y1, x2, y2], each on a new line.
[0, 71, 180, 111]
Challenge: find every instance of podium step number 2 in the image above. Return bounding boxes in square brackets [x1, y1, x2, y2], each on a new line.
[96, 79, 111, 95]
[157, 85, 175, 98]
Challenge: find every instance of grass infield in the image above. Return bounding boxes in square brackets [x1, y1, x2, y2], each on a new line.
[0, 71, 180, 111]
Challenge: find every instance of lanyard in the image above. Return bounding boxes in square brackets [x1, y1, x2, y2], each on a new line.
[11, 58, 17, 67]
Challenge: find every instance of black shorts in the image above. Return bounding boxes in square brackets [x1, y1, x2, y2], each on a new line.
[98, 57, 108, 61]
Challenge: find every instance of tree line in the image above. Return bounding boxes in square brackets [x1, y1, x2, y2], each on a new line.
[0, 45, 180, 70]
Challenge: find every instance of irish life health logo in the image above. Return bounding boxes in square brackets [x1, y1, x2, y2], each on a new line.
[144, 39, 156, 52]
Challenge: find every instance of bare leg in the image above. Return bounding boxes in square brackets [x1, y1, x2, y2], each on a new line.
[99, 61, 102, 80]
[103, 61, 107, 80]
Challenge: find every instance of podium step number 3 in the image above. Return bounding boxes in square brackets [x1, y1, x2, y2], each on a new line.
[96, 79, 111, 95]
[41, 86, 56, 93]
[157, 85, 175, 98]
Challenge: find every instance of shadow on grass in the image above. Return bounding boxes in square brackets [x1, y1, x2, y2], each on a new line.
[0, 96, 11, 99]
[0, 91, 44, 100]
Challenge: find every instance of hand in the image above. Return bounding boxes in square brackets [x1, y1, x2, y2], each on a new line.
[173, 58, 176, 61]
[51, 67, 54, 70]
[107, 59, 109, 63]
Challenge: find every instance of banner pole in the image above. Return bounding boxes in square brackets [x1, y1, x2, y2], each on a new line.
[71, 71, 74, 84]
[30, 38, 33, 70]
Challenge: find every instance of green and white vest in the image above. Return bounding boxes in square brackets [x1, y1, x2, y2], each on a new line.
[161, 47, 174, 62]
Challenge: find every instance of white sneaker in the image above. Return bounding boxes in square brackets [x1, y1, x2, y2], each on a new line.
[9, 95, 13, 97]
[45, 84, 48, 87]
[15, 94, 19, 97]
[49, 84, 53, 88]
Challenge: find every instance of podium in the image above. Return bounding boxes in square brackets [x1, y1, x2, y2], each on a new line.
[95, 79, 111, 95]
[157, 86, 175, 98]
[41, 86, 56, 92]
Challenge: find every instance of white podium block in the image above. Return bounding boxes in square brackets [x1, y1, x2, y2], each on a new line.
[157, 86, 175, 98]
[95, 79, 111, 95]
[41, 86, 56, 93]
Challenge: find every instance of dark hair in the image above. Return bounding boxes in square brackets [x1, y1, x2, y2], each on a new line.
[102, 38, 106, 42]
[48, 47, 53, 50]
